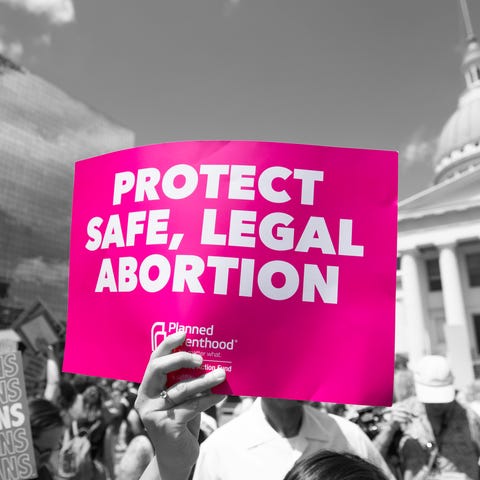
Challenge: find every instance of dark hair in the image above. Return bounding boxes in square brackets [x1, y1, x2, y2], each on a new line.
[82, 385, 106, 423]
[58, 380, 78, 410]
[112, 380, 128, 394]
[283, 451, 388, 480]
[394, 353, 409, 371]
[83, 385, 104, 410]
[72, 375, 95, 394]
[29, 399, 63, 439]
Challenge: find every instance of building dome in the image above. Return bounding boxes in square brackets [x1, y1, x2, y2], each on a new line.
[434, 40, 480, 183]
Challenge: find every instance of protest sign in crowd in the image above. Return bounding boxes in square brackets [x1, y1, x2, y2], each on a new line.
[64, 141, 398, 406]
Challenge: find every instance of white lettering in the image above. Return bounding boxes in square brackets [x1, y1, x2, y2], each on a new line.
[258, 167, 291, 203]
[113, 171, 135, 205]
[135, 168, 161, 202]
[228, 165, 256, 200]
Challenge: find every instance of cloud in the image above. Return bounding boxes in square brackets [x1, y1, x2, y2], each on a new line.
[0, 38, 24, 60]
[34, 33, 52, 46]
[223, 0, 241, 16]
[401, 130, 437, 166]
[0, 0, 75, 25]
[13, 257, 68, 286]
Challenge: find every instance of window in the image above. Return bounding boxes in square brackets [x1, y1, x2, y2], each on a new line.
[473, 314, 480, 355]
[0, 280, 9, 299]
[469, 66, 480, 84]
[466, 253, 480, 287]
[425, 258, 442, 291]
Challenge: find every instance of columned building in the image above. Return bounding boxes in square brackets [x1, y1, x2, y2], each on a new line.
[396, 18, 480, 389]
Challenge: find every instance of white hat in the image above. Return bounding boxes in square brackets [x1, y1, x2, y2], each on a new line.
[413, 356, 455, 404]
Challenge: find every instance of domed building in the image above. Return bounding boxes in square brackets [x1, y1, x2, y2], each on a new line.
[396, 15, 480, 388]
[435, 39, 480, 182]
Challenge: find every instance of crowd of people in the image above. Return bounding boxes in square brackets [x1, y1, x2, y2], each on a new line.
[29, 346, 157, 480]
[28, 336, 480, 480]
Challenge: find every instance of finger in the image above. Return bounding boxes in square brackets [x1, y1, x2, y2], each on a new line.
[392, 415, 410, 425]
[147, 369, 224, 412]
[150, 331, 187, 359]
[137, 333, 191, 399]
[151, 351, 204, 375]
[164, 368, 226, 407]
[173, 394, 227, 425]
[142, 352, 204, 398]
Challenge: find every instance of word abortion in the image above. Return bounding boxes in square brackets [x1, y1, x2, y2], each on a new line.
[95, 255, 340, 303]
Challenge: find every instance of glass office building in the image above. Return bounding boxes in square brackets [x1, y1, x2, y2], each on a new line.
[0, 54, 135, 324]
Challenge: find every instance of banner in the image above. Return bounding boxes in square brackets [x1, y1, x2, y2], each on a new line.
[22, 350, 46, 399]
[0, 352, 37, 479]
[13, 300, 62, 353]
[63, 141, 398, 405]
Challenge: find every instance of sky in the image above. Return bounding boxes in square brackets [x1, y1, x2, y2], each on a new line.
[1, 0, 479, 199]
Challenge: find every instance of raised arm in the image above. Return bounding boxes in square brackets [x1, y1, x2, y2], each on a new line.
[136, 331, 226, 480]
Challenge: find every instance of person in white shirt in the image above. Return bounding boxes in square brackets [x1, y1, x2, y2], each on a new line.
[136, 332, 393, 480]
[193, 397, 393, 480]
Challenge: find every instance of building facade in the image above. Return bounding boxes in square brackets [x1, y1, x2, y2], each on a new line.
[396, 31, 480, 389]
[0, 54, 135, 324]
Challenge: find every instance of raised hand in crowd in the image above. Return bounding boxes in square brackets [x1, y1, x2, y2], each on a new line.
[387, 404, 416, 427]
[44, 345, 61, 403]
[136, 331, 226, 480]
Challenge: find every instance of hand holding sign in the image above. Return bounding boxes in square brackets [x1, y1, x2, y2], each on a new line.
[135, 331, 226, 480]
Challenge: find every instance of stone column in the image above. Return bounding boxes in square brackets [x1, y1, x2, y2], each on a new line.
[438, 242, 474, 389]
[400, 249, 428, 364]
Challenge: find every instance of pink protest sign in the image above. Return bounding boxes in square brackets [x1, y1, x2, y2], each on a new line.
[63, 141, 398, 406]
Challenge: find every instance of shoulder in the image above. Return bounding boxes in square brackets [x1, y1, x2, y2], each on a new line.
[313, 408, 367, 438]
[123, 434, 153, 456]
[309, 409, 394, 479]
[194, 410, 258, 480]
[456, 397, 477, 415]
[200, 406, 259, 450]
[304, 406, 374, 452]
[456, 399, 480, 432]
[331, 414, 373, 449]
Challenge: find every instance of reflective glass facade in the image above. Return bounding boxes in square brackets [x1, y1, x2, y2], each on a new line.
[0, 55, 135, 323]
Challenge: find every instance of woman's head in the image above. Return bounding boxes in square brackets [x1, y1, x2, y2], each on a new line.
[82, 384, 105, 421]
[29, 399, 64, 468]
[283, 451, 388, 480]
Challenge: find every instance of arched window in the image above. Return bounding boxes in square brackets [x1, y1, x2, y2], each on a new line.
[470, 65, 480, 84]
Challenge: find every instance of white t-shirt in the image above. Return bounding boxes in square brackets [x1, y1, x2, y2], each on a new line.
[193, 399, 393, 480]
